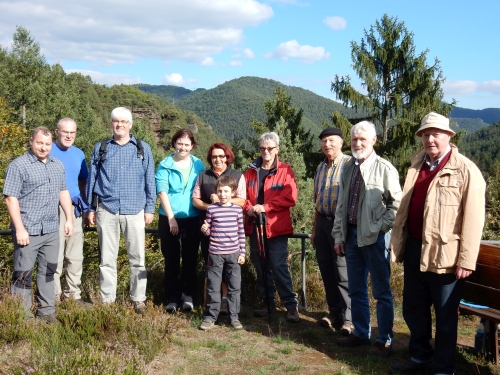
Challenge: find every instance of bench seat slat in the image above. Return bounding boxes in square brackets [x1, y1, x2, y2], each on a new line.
[468, 264, 500, 289]
[462, 281, 500, 311]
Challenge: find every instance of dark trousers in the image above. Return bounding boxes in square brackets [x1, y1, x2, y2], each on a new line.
[403, 236, 464, 375]
[314, 214, 351, 323]
[203, 252, 241, 322]
[159, 215, 200, 304]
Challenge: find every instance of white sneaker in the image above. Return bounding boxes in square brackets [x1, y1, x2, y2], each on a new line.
[182, 294, 194, 311]
[165, 302, 178, 313]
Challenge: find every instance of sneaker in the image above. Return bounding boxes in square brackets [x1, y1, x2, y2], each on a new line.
[230, 319, 243, 330]
[134, 301, 146, 314]
[340, 322, 354, 336]
[36, 313, 61, 325]
[286, 307, 300, 323]
[390, 360, 432, 373]
[220, 297, 229, 315]
[254, 302, 276, 317]
[337, 334, 371, 347]
[165, 302, 178, 313]
[320, 314, 340, 328]
[370, 341, 393, 356]
[199, 319, 215, 331]
[182, 295, 194, 312]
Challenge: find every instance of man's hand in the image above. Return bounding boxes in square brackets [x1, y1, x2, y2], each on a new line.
[456, 266, 473, 279]
[310, 232, 316, 247]
[85, 212, 96, 226]
[248, 204, 265, 217]
[334, 243, 345, 257]
[144, 213, 154, 225]
[15, 227, 30, 246]
[210, 194, 219, 203]
[64, 221, 73, 237]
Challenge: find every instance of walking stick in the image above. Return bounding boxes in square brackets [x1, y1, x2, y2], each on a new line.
[256, 212, 272, 320]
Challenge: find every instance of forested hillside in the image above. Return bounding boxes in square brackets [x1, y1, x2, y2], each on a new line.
[459, 121, 500, 177]
[451, 107, 500, 125]
[452, 118, 491, 133]
[138, 77, 365, 142]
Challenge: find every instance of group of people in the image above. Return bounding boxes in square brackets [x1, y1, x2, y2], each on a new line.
[3, 107, 486, 375]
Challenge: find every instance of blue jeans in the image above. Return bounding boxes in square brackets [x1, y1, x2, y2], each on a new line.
[403, 236, 464, 375]
[250, 233, 298, 310]
[344, 225, 393, 344]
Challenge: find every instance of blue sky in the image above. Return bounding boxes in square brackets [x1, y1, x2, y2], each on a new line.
[0, 0, 498, 110]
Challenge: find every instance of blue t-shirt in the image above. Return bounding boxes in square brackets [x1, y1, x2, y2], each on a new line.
[50, 143, 88, 199]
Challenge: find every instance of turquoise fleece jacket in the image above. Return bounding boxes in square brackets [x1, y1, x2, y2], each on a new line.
[155, 153, 205, 218]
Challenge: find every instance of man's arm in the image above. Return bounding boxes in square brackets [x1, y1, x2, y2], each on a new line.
[4, 196, 29, 246]
[60, 190, 73, 237]
[78, 180, 87, 204]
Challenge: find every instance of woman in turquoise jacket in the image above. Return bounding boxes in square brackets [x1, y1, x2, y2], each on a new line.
[156, 129, 205, 312]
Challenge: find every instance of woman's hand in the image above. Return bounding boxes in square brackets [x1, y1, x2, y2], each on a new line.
[169, 217, 179, 235]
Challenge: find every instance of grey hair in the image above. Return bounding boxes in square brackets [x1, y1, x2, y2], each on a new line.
[57, 118, 77, 129]
[110, 107, 133, 123]
[258, 131, 280, 147]
[351, 121, 377, 138]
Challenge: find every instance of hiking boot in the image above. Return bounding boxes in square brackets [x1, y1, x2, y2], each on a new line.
[230, 319, 243, 330]
[36, 313, 61, 325]
[182, 295, 194, 312]
[370, 341, 393, 356]
[165, 302, 178, 313]
[340, 322, 354, 336]
[286, 307, 300, 323]
[199, 319, 215, 331]
[134, 301, 146, 314]
[220, 297, 229, 315]
[337, 334, 370, 347]
[390, 360, 432, 373]
[254, 302, 276, 317]
[320, 314, 340, 328]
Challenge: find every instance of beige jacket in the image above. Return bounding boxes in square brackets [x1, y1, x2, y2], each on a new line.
[332, 150, 402, 247]
[391, 145, 486, 273]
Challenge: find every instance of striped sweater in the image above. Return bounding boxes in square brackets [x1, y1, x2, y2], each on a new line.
[204, 203, 246, 255]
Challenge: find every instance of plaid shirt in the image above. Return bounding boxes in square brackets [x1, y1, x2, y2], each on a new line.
[86, 135, 156, 214]
[314, 153, 351, 216]
[3, 151, 67, 235]
[347, 161, 363, 225]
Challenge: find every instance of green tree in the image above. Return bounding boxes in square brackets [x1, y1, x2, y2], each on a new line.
[331, 14, 454, 175]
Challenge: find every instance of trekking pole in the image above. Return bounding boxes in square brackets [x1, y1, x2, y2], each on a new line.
[256, 212, 272, 321]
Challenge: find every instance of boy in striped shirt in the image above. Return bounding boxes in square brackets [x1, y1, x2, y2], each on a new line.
[199, 176, 246, 331]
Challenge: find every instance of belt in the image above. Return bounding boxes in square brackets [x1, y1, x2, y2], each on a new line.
[317, 212, 334, 221]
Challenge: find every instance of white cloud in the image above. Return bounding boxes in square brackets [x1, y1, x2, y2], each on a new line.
[265, 40, 330, 64]
[201, 57, 216, 66]
[66, 69, 140, 85]
[164, 73, 185, 86]
[480, 81, 500, 95]
[323, 16, 346, 30]
[243, 48, 255, 59]
[230, 60, 242, 66]
[442, 80, 478, 95]
[0, 0, 273, 65]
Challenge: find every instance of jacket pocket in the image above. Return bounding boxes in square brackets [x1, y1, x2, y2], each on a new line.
[438, 174, 463, 236]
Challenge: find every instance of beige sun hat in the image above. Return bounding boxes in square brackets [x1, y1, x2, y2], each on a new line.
[415, 112, 456, 137]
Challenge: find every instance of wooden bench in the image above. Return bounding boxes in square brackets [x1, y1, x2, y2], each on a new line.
[459, 241, 500, 364]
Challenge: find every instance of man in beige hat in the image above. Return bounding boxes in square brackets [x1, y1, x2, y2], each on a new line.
[390, 112, 486, 375]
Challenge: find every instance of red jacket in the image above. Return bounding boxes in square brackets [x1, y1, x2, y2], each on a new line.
[243, 156, 297, 238]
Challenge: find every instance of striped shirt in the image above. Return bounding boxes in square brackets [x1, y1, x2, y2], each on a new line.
[204, 203, 246, 255]
[3, 151, 67, 235]
[314, 153, 351, 216]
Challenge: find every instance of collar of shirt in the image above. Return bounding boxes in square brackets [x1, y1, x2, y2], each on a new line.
[424, 145, 451, 171]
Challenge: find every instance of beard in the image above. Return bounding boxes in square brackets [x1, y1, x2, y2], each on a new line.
[351, 148, 366, 160]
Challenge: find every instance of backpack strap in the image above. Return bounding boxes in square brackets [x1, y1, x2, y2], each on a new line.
[97, 139, 109, 165]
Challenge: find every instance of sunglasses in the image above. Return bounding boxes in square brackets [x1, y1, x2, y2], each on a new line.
[259, 146, 277, 153]
[211, 154, 226, 159]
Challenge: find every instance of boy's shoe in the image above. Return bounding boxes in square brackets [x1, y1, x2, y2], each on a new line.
[337, 334, 371, 347]
[134, 301, 146, 314]
[286, 307, 300, 323]
[340, 322, 354, 336]
[220, 297, 229, 314]
[369, 341, 393, 356]
[254, 302, 276, 317]
[36, 313, 61, 325]
[165, 302, 178, 313]
[230, 319, 243, 330]
[199, 319, 215, 331]
[182, 295, 194, 312]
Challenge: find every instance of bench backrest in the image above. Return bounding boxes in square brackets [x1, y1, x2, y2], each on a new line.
[462, 242, 500, 310]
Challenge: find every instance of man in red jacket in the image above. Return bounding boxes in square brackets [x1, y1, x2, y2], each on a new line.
[243, 131, 299, 323]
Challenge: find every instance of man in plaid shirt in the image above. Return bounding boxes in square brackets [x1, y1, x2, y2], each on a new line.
[311, 128, 352, 335]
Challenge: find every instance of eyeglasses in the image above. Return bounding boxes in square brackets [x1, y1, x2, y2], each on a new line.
[59, 130, 76, 136]
[211, 154, 226, 160]
[259, 146, 277, 153]
[112, 120, 130, 126]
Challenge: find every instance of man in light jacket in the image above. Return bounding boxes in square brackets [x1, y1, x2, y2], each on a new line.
[332, 121, 401, 356]
[390, 112, 486, 375]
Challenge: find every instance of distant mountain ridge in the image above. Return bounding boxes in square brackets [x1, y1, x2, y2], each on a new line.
[137, 78, 500, 139]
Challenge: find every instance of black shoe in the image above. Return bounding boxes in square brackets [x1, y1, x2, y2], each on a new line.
[253, 302, 276, 317]
[390, 360, 432, 373]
